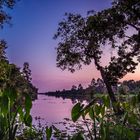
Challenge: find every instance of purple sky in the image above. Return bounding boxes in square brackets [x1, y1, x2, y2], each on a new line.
[1, 0, 139, 92]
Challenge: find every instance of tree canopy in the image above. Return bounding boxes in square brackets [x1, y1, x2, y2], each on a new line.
[54, 0, 140, 83]
[54, 0, 140, 113]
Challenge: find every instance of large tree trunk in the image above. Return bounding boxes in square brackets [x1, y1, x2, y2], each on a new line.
[100, 69, 123, 115]
[94, 58, 123, 114]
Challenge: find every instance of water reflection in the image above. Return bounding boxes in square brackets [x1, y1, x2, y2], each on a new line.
[31, 94, 75, 125]
[31, 94, 91, 138]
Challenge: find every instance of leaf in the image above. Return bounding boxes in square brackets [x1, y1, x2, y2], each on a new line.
[1, 95, 8, 114]
[25, 94, 32, 115]
[122, 112, 128, 125]
[89, 107, 94, 120]
[122, 102, 129, 110]
[102, 95, 110, 108]
[126, 129, 135, 140]
[18, 107, 24, 121]
[4, 88, 17, 104]
[100, 106, 105, 117]
[24, 114, 32, 126]
[95, 104, 101, 116]
[131, 96, 137, 106]
[128, 114, 138, 125]
[46, 126, 52, 140]
[83, 107, 90, 116]
[71, 103, 83, 122]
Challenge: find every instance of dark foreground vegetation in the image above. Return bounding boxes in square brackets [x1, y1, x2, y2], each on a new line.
[0, 0, 140, 139]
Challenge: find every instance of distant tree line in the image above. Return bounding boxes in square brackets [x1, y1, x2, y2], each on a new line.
[45, 78, 140, 103]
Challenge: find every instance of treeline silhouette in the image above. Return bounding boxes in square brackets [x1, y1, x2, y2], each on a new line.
[42, 79, 140, 102]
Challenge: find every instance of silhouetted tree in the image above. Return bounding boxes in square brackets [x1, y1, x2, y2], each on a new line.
[96, 78, 105, 93]
[97, 78, 104, 87]
[0, 40, 8, 61]
[23, 62, 32, 83]
[22, 62, 38, 99]
[88, 78, 97, 94]
[90, 78, 96, 87]
[0, 40, 9, 88]
[71, 85, 77, 91]
[78, 84, 83, 91]
[0, 0, 17, 29]
[135, 80, 140, 89]
[123, 80, 135, 91]
[122, 80, 140, 93]
[54, 0, 140, 114]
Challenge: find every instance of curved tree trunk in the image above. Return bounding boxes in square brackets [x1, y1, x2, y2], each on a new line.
[94, 58, 123, 114]
[101, 69, 124, 115]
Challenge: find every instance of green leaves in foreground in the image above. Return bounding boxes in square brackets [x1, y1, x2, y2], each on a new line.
[0, 89, 33, 140]
[71, 94, 140, 140]
[71, 103, 84, 122]
[46, 126, 52, 140]
[24, 114, 32, 127]
[25, 93, 32, 115]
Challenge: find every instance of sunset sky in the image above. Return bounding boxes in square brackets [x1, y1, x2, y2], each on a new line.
[1, 0, 140, 92]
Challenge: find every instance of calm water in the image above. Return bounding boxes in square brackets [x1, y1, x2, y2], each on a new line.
[31, 94, 91, 138]
[31, 94, 74, 125]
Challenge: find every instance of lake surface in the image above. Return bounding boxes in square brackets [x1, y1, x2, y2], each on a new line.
[31, 94, 74, 125]
[31, 94, 92, 138]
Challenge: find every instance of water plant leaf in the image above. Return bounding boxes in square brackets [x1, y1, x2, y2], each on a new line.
[46, 126, 52, 140]
[0, 95, 8, 114]
[128, 114, 138, 125]
[131, 95, 137, 106]
[25, 93, 32, 115]
[24, 114, 32, 127]
[18, 107, 24, 121]
[100, 106, 105, 117]
[102, 95, 110, 108]
[71, 103, 83, 122]
[95, 104, 101, 116]
[4, 88, 17, 105]
[89, 107, 94, 120]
